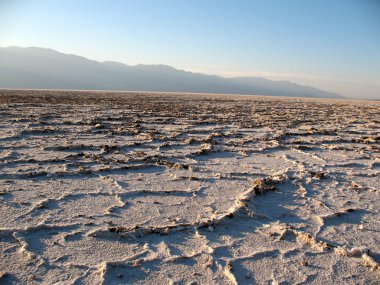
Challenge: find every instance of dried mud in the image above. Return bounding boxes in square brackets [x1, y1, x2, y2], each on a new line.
[0, 90, 379, 284]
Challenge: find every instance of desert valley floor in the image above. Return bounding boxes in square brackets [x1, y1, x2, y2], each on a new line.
[0, 90, 379, 284]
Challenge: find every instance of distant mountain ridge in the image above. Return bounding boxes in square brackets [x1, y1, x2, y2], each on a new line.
[0, 46, 344, 99]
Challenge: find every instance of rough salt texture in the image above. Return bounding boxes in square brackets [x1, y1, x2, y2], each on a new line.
[0, 90, 379, 284]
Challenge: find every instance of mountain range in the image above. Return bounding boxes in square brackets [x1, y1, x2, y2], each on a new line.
[0, 47, 344, 99]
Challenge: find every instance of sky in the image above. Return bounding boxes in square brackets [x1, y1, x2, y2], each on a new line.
[0, 0, 379, 98]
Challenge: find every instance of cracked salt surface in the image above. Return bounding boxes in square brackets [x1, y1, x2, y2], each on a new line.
[0, 90, 379, 284]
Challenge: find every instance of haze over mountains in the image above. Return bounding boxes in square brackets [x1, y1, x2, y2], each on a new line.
[0, 47, 344, 99]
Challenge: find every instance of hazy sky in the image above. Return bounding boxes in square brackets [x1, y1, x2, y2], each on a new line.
[1, 0, 379, 98]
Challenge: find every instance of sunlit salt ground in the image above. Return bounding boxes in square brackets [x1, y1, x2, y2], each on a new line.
[0, 90, 379, 284]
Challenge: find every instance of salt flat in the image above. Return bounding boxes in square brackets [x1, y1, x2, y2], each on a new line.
[0, 90, 379, 284]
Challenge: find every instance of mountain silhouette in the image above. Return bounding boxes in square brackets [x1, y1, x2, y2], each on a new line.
[0, 46, 344, 99]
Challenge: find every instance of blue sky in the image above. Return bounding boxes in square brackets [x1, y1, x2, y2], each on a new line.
[1, 0, 379, 98]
